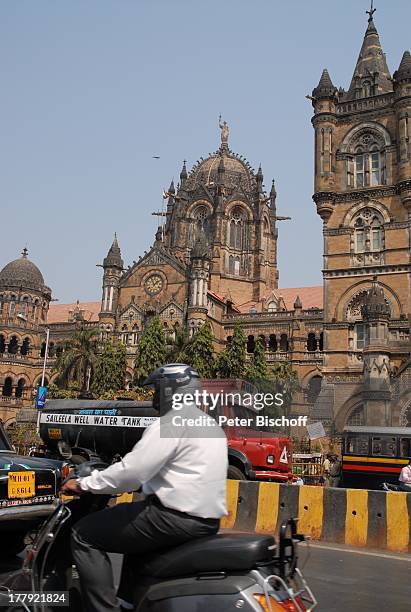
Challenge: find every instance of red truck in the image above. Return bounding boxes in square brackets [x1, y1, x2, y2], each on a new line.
[202, 379, 293, 482]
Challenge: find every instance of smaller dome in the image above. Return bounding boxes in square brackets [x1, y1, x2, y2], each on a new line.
[0, 249, 49, 293]
[361, 279, 390, 321]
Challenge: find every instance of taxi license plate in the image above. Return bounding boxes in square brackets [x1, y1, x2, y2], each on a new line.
[8, 471, 36, 499]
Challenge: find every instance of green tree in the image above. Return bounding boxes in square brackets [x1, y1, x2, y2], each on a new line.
[55, 328, 99, 391]
[165, 326, 190, 362]
[246, 337, 268, 382]
[183, 323, 214, 378]
[93, 340, 127, 395]
[133, 316, 166, 385]
[216, 323, 246, 378]
[47, 382, 80, 399]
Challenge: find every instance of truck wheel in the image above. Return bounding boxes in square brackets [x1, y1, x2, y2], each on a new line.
[70, 454, 87, 465]
[227, 465, 246, 480]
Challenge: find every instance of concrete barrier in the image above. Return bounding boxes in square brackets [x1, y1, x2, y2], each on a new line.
[220, 481, 411, 553]
[115, 481, 411, 553]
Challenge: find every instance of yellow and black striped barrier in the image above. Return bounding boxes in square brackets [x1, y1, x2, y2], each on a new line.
[114, 481, 410, 552]
[220, 481, 411, 553]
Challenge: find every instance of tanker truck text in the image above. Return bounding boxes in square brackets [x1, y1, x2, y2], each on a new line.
[40, 413, 157, 428]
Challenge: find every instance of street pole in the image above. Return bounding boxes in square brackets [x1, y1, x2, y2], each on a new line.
[36, 327, 50, 434]
[41, 327, 50, 387]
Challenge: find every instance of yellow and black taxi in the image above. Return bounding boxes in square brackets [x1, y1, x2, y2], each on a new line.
[341, 426, 411, 489]
[0, 422, 68, 556]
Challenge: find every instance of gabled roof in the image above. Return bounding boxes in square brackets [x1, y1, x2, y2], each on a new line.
[236, 286, 323, 314]
[121, 242, 186, 284]
[48, 301, 100, 324]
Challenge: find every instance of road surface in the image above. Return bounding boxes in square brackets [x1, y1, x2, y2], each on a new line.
[110, 542, 411, 611]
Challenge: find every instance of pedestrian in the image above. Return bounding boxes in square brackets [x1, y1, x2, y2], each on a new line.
[322, 453, 331, 487]
[399, 459, 411, 492]
[330, 454, 342, 488]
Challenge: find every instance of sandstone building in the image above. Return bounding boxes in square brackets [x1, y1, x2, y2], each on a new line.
[0, 9, 409, 432]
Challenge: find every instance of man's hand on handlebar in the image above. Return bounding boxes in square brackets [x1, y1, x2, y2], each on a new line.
[61, 478, 84, 495]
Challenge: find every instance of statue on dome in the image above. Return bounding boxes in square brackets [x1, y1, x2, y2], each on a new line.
[219, 115, 229, 145]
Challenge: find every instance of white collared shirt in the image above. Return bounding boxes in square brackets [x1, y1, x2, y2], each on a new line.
[79, 404, 228, 519]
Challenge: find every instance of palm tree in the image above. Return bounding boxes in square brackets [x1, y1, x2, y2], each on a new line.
[165, 326, 191, 363]
[55, 328, 99, 392]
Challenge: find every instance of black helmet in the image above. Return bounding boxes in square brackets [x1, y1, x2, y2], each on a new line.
[143, 363, 200, 412]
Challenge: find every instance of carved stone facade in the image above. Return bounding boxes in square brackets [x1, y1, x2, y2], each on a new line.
[1, 9, 410, 433]
[310, 10, 411, 429]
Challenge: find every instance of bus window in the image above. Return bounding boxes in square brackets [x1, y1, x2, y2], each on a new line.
[372, 437, 396, 457]
[346, 435, 369, 455]
[400, 438, 411, 458]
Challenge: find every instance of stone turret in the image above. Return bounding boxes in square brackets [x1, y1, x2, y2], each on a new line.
[361, 278, 392, 426]
[100, 234, 123, 319]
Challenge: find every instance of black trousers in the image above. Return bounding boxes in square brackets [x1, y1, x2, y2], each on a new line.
[71, 497, 220, 612]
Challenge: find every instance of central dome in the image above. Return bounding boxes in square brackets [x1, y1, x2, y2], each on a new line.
[0, 249, 49, 294]
[186, 149, 257, 192]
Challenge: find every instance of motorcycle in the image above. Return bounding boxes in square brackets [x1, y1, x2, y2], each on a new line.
[0, 461, 317, 612]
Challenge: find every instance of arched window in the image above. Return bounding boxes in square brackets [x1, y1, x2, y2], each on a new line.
[280, 334, 289, 352]
[48, 342, 55, 358]
[268, 334, 277, 352]
[2, 377, 13, 397]
[346, 132, 386, 188]
[32, 299, 39, 321]
[258, 335, 266, 349]
[8, 336, 18, 355]
[307, 376, 322, 404]
[267, 301, 277, 313]
[352, 208, 384, 255]
[307, 333, 317, 352]
[229, 206, 247, 250]
[246, 335, 255, 354]
[40, 342, 47, 358]
[262, 218, 270, 261]
[9, 297, 16, 319]
[362, 80, 371, 98]
[20, 337, 30, 356]
[0, 335, 5, 353]
[15, 378, 25, 399]
[319, 332, 324, 351]
[192, 205, 209, 232]
[347, 405, 365, 426]
[234, 257, 240, 276]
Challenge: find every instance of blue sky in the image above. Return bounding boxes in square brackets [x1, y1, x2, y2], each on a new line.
[1, 0, 409, 303]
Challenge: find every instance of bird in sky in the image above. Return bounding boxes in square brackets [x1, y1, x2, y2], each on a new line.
[152, 155, 160, 159]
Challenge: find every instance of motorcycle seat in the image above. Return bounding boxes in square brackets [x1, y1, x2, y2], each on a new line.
[135, 533, 276, 578]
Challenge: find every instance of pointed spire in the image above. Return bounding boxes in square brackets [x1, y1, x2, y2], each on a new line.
[394, 50, 411, 82]
[346, 8, 392, 100]
[270, 179, 276, 198]
[312, 69, 337, 99]
[155, 226, 163, 243]
[256, 164, 264, 193]
[168, 179, 175, 194]
[103, 234, 123, 269]
[293, 295, 302, 310]
[180, 160, 187, 185]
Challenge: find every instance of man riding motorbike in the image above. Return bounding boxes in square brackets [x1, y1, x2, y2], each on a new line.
[61, 363, 228, 612]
